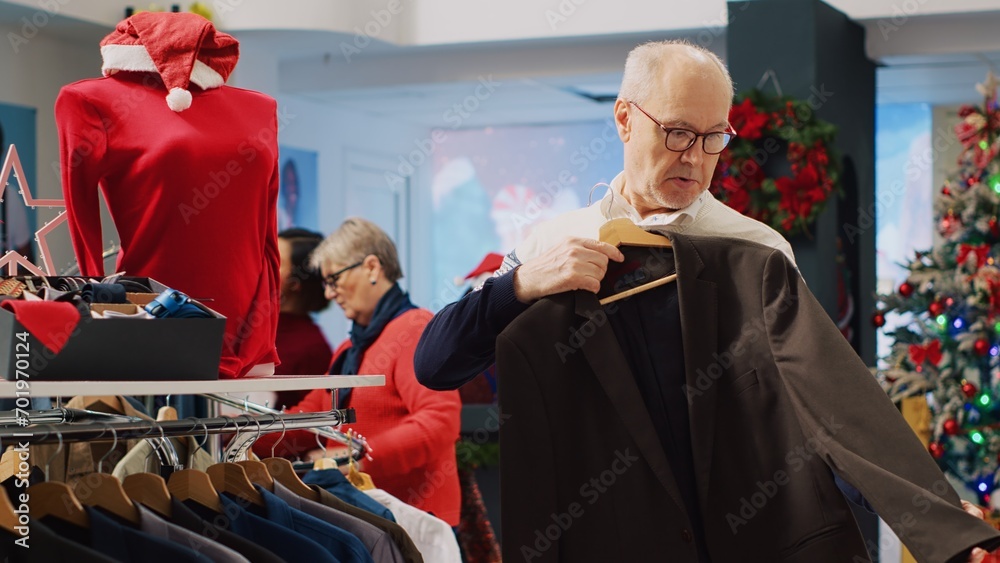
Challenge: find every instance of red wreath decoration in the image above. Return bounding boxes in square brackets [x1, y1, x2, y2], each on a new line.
[710, 90, 841, 237]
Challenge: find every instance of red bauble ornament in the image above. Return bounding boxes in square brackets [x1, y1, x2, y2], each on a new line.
[929, 442, 945, 459]
[928, 301, 945, 316]
[871, 312, 886, 328]
[975, 338, 991, 356]
[942, 187, 952, 196]
[939, 213, 962, 237]
[963, 382, 979, 398]
[899, 282, 914, 297]
[944, 419, 960, 435]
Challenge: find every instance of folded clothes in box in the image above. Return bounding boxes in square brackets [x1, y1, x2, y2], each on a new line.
[0, 276, 226, 381]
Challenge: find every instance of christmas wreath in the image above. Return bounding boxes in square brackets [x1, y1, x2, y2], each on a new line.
[710, 90, 841, 237]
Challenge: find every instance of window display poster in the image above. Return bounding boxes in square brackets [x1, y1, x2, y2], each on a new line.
[0, 102, 36, 260]
[277, 145, 319, 232]
[429, 121, 623, 307]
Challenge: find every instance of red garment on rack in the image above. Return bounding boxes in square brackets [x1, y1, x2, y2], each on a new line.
[56, 72, 281, 378]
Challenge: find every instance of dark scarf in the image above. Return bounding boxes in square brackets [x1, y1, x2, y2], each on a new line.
[330, 284, 416, 405]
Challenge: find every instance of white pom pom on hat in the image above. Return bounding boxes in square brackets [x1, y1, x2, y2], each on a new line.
[99, 12, 239, 112]
[165, 87, 193, 112]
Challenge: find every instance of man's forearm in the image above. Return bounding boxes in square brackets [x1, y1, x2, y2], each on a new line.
[414, 271, 529, 390]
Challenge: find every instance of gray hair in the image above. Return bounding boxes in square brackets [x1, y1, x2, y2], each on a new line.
[618, 40, 734, 106]
[310, 217, 403, 283]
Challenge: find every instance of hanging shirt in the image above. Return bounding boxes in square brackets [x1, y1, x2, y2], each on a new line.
[363, 488, 461, 563]
[239, 485, 373, 563]
[56, 72, 281, 378]
[168, 498, 284, 563]
[304, 469, 397, 523]
[309, 484, 424, 563]
[135, 504, 248, 563]
[188, 496, 337, 563]
[273, 480, 404, 563]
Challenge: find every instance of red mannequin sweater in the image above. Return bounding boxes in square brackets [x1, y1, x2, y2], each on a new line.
[56, 72, 280, 378]
[256, 309, 463, 525]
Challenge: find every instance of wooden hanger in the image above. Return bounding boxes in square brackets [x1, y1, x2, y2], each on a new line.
[156, 406, 178, 422]
[263, 457, 320, 502]
[345, 430, 375, 491]
[72, 424, 140, 524]
[167, 469, 223, 513]
[236, 460, 274, 492]
[0, 488, 20, 534]
[0, 448, 19, 482]
[81, 396, 127, 414]
[598, 218, 677, 305]
[27, 482, 89, 528]
[123, 473, 172, 519]
[73, 473, 141, 525]
[206, 463, 265, 507]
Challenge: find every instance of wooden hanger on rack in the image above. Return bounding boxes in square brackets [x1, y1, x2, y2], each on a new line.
[28, 482, 89, 528]
[235, 416, 274, 492]
[207, 463, 265, 507]
[261, 416, 320, 501]
[598, 218, 677, 306]
[72, 425, 140, 525]
[345, 430, 375, 491]
[123, 473, 172, 519]
[264, 457, 320, 502]
[167, 469, 223, 513]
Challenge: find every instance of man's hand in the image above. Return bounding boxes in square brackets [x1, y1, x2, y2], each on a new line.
[963, 500, 989, 563]
[513, 237, 624, 303]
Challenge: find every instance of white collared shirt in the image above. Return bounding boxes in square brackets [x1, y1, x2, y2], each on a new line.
[510, 171, 795, 266]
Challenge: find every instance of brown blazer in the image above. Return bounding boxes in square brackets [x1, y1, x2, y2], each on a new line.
[496, 233, 1000, 563]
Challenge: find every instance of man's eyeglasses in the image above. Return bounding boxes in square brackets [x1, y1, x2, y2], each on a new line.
[628, 101, 736, 155]
[323, 261, 363, 289]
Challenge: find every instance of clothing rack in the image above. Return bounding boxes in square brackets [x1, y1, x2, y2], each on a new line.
[202, 393, 368, 455]
[0, 407, 144, 426]
[0, 409, 355, 445]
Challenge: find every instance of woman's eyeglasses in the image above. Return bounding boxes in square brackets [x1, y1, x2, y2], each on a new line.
[323, 261, 363, 289]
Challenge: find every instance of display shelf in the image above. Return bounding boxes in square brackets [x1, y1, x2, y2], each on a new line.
[0, 374, 384, 398]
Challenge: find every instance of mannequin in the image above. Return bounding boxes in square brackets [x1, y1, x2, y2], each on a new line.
[56, 12, 280, 378]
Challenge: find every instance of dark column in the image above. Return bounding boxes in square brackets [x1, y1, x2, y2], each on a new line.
[727, 0, 879, 554]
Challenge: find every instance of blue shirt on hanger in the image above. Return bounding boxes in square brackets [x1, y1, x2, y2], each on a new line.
[204, 495, 338, 563]
[85, 506, 214, 563]
[236, 486, 374, 563]
[303, 469, 397, 523]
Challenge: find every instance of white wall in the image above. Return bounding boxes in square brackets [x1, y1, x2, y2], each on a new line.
[275, 93, 430, 344]
[0, 21, 104, 273]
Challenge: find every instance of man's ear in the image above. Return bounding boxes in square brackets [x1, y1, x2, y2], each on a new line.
[614, 98, 631, 143]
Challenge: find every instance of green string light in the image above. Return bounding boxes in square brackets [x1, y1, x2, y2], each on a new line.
[981, 140, 990, 151]
[980, 394, 992, 407]
[936, 314, 948, 327]
[971, 430, 986, 444]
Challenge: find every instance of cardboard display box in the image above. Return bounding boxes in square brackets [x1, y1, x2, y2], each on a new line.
[0, 277, 225, 381]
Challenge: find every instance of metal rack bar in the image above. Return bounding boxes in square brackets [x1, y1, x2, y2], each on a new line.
[0, 409, 355, 444]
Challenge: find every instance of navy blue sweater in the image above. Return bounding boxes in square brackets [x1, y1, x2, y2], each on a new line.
[415, 270, 527, 390]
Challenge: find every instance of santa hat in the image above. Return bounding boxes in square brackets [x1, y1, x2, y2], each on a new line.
[99, 12, 239, 112]
[462, 252, 505, 281]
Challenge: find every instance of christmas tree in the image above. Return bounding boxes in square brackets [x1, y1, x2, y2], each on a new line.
[876, 72, 1000, 506]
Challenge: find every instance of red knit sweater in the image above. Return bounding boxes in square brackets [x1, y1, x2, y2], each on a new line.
[262, 309, 462, 525]
[55, 73, 280, 378]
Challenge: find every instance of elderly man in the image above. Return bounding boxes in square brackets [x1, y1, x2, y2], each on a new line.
[415, 40, 995, 562]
